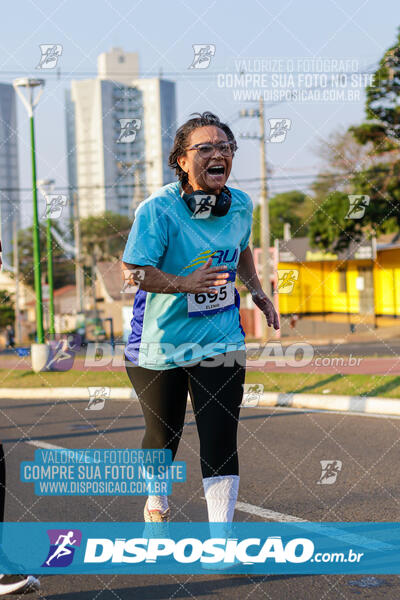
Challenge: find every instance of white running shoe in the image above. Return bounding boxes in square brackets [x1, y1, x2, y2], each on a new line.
[143, 499, 170, 523]
[0, 574, 40, 595]
[143, 499, 170, 539]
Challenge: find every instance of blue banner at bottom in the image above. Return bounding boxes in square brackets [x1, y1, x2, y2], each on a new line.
[0, 522, 399, 574]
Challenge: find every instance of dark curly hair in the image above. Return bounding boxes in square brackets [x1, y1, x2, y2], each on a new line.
[168, 111, 238, 186]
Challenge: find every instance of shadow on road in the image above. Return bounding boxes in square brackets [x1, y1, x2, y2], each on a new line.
[0, 414, 143, 431]
[293, 374, 342, 394]
[367, 376, 400, 398]
[2, 409, 311, 444]
[39, 573, 306, 599]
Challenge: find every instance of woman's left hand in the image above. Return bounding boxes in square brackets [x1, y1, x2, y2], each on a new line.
[251, 291, 280, 330]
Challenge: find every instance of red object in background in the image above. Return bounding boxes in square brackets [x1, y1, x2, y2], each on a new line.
[239, 308, 255, 336]
[252, 247, 280, 339]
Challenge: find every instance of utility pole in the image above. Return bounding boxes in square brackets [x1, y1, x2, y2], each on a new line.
[133, 166, 143, 214]
[13, 215, 22, 345]
[72, 191, 84, 314]
[239, 100, 271, 341]
[91, 246, 99, 320]
[117, 160, 152, 217]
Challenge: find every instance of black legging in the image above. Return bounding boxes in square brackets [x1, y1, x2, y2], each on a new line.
[125, 351, 246, 479]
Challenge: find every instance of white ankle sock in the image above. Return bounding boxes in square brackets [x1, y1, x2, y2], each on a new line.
[203, 475, 240, 522]
[147, 495, 169, 513]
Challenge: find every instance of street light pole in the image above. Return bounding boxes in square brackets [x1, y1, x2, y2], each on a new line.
[13, 78, 45, 344]
[38, 179, 56, 338]
[29, 112, 44, 342]
[12, 214, 22, 344]
[72, 190, 84, 314]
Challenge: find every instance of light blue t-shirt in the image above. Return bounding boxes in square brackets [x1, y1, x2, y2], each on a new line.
[122, 181, 253, 370]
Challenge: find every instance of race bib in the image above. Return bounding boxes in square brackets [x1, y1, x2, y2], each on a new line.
[187, 271, 236, 317]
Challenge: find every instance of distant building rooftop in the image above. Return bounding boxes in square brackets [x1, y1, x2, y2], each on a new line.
[278, 233, 400, 263]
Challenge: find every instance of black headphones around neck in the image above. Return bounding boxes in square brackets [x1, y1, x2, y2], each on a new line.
[180, 184, 231, 218]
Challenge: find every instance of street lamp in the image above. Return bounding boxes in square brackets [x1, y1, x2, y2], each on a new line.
[13, 77, 46, 370]
[38, 178, 56, 338]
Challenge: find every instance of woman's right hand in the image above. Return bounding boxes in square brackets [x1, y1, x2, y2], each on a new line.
[180, 258, 229, 293]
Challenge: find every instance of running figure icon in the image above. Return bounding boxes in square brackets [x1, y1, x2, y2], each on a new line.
[45, 531, 77, 566]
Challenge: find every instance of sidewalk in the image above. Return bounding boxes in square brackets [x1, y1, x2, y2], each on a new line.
[1, 387, 400, 417]
[268, 315, 400, 345]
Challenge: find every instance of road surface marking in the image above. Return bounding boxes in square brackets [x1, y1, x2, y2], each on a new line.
[26, 440, 95, 463]
[235, 501, 306, 522]
[202, 499, 393, 550]
[26, 440, 65, 450]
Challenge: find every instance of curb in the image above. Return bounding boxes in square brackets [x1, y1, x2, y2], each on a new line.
[0, 388, 399, 416]
[277, 334, 400, 346]
[0, 388, 137, 401]
[250, 392, 400, 416]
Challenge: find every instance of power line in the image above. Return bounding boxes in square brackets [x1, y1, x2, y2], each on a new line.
[0, 68, 378, 80]
[0, 167, 392, 198]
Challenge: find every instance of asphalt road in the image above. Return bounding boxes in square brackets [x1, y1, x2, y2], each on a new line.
[2, 396, 400, 599]
[309, 339, 400, 358]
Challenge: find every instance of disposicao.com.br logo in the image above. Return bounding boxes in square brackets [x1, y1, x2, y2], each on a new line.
[83, 535, 362, 566]
[0, 522, 386, 575]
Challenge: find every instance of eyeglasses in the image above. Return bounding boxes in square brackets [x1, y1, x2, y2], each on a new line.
[186, 141, 235, 158]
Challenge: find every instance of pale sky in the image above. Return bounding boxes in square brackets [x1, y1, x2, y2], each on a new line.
[1, 0, 397, 226]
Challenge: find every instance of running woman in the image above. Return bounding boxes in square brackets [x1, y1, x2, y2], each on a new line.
[122, 112, 279, 525]
[0, 241, 40, 595]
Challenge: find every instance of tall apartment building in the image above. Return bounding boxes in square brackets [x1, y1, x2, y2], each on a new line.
[66, 48, 176, 218]
[0, 83, 20, 262]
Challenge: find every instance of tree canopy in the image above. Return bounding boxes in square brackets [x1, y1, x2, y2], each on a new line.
[252, 190, 312, 247]
[309, 29, 400, 250]
[0, 290, 15, 328]
[79, 211, 132, 262]
[16, 212, 133, 290]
